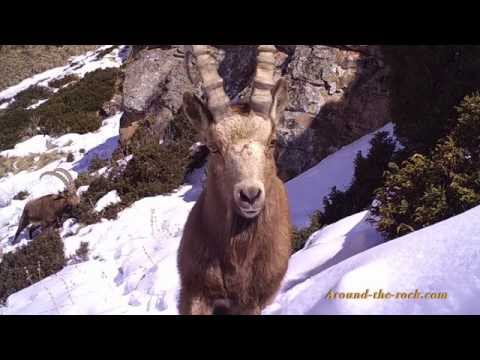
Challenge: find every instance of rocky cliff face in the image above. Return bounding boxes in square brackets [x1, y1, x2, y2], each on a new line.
[120, 45, 390, 180]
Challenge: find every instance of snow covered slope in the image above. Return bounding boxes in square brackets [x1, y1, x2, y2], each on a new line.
[287, 123, 395, 229]
[265, 205, 480, 315]
[1, 46, 479, 315]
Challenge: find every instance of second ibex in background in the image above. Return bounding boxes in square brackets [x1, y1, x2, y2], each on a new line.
[178, 45, 292, 315]
[12, 168, 80, 244]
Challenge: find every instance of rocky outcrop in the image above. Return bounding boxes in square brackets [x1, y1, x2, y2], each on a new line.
[276, 45, 390, 180]
[120, 46, 199, 147]
[121, 45, 391, 180]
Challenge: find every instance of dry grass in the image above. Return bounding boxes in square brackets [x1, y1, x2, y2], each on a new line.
[0, 151, 65, 177]
[0, 45, 100, 92]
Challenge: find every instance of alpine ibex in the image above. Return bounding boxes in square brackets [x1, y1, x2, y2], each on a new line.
[177, 45, 292, 315]
[12, 168, 80, 244]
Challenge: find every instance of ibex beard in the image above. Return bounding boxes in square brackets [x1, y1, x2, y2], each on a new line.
[177, 45, 292, 315]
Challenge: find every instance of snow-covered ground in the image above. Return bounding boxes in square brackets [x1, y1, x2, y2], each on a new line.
[265, 205, 480, 315]
[1, 46, 479, 315]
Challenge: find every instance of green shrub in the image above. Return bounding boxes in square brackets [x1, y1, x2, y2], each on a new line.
[370, 93, 480, 239]
[88, 156, 109, 172]
[320, 132, 397, 225]
[94, 46, 118, 61]
[0, 229, 66, 305]
[11, 85, 52, 109]
[72, 110, 199, 226]
[47, 74, 79, 89]
[0, 108, 31, 150]
[0, 68, 123, 150]
[33, 68, 123, 136]
[382, 46, 480, 153]
[292, 213, 324, 252]
[290, 131, 397, 252]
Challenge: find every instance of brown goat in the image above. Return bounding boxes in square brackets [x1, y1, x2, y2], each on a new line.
[12, 168, 80, 244]
[177, 45, 292, 315]
[119, 111, 141, 150]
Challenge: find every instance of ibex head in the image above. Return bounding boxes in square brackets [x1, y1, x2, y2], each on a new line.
[40, 168, 80, 206]
[183, 45, 289, 219]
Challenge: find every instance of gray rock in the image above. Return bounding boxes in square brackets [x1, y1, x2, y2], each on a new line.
[120, 46, 201, 145]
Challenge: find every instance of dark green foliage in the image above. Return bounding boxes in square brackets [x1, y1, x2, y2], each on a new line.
[291, 131, 397, 252]
[0, 108, 31, 150]
[74, 172, 96, 188]
[292, 213, 323, 253]
[116, 111, 197, 203]
[13, 190, 29, 200]
[94, 46, 118, 61]
[371, 93, 480, 239]
[321, 131, 397, 225]
[11, 85, 52, 109]
[0, 229, 66, 304]
[47, 74, 79, 88]
[0, 68, 122, 150]
[72, 110, 198, 226]
[382, 46, 480, 153]
[71, 175, 112, 225]
[34, 68, 122, 135]
[88, 156, 109, 172]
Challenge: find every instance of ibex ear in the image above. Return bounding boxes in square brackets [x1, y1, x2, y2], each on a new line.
[269, 78, 289, 126]
[183, 92, 214, 136]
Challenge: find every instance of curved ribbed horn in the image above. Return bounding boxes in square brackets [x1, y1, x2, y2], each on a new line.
[54, 168, 74, 185]
[191, 45, 231, 122]
[40, 171, 69, 189]
[250, 45, 277, 117]
[54, 168, 75, 191]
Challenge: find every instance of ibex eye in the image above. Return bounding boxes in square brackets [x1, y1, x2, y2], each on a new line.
[209, 145, 219, 153]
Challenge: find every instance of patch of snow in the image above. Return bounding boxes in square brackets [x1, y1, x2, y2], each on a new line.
[27, 98, 48, 110]
[0, 99, 14, 109]
[2, 186, 198, 315]
[77, 186, 89, 196]
[60, 219, 81, 239]
[95, 191, 121, 212]
[1, 135, 51, 157]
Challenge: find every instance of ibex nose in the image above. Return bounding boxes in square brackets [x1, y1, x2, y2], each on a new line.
[234, 181, 266, 218]
[239, 187, 262, 205]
